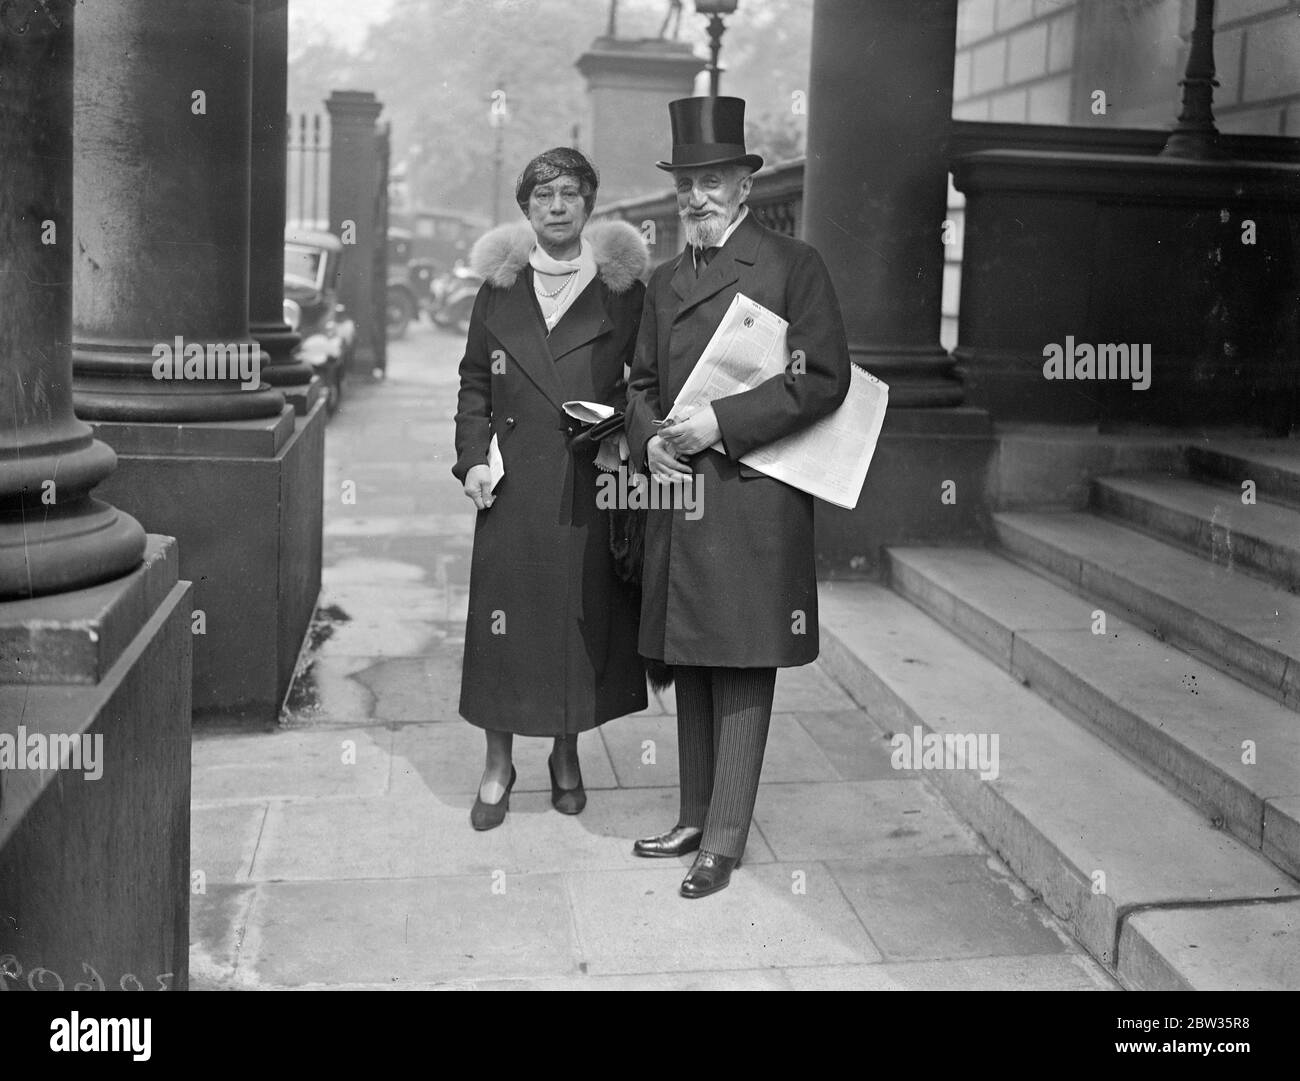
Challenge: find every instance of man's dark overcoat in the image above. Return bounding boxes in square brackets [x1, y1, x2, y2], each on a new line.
[453, 220, 650, 733]
[625, 212, 851, 668]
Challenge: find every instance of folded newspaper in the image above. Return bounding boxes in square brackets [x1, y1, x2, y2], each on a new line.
[667, 293, 888, 509]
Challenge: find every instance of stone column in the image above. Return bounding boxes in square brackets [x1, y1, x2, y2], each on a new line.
[250, 0, 320, 414]
[0, 0, 144, 599]
[72, 2, 285, 422]
[326, 90, 384, 377]
[802, 0, 992, 571]
[70, 0, 326, 725]
[575, 38, 704, 203]
[0, 0, 193, 990]
[802, 0, 962, 408]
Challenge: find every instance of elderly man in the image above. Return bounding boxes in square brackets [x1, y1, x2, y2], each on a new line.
[626, 96, 851, 898]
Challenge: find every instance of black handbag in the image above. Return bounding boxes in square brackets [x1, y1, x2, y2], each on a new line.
[567, 413, 673, 691]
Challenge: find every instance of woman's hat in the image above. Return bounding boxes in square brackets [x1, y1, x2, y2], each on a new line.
[655, 96, 764, 173]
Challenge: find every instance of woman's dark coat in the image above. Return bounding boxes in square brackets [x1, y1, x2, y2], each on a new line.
[453, 219, 650, 734]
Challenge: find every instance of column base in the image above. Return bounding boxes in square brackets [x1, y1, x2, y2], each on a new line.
[265, 370, 325, 416]
[87, 399, 326, 725]
[253, 321, 325, 415]
[1, 535, 192, 990]
[0, 498, 146, 602]
[853, 344, 964, 409]
[815, 407, 994, 576]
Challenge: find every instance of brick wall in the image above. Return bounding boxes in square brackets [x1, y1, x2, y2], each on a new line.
[1209, 0, 1300, 135]
[953, 0, 1078, 125]
[942, 0, 1300, 349]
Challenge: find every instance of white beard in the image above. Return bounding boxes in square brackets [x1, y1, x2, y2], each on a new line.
[681, 212, 728, 249]
[679, 189, 743, 249]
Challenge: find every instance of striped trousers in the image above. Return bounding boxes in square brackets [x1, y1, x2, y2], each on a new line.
[674, 665, 777, 859]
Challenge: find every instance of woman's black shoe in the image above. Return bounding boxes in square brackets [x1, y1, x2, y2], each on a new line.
[547, 754, 586, 815]
[632, 825, 703, 858]
[470, 765, 516, 831]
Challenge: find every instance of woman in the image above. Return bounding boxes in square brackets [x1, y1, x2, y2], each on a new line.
[452, 147, 650, 830]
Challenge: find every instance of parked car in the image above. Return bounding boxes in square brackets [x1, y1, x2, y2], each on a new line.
[284, 227, 355, 415]
[429, 260, 484, 335]
[386, 227, 425, 340]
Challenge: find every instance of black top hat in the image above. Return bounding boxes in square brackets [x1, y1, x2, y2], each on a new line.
[655, 96, 764, 173]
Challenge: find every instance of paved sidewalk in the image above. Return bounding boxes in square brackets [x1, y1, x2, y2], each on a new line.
[188, 324, 1116, 991]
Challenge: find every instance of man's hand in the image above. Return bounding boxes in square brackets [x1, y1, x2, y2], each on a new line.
[647, 433, 692, 479]
[463, 463, 495, 510]
[658, 405, 721, 458]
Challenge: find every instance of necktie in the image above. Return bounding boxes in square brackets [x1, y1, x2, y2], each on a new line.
[694, 245, 719, 274]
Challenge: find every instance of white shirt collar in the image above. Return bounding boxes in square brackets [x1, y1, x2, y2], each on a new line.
[717, 204, 749, 248]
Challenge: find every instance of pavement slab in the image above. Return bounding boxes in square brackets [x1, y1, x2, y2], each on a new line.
[793, 710, 909, 781]
[285, 650, 465, 725]
[191, 803, 267, 884]
[755, 779, 985, 862]
[192, 726, 393, 803]
[825, 855, 1067, 962]
[565, 863, 883, 975]
[785, 954, 1118, 991]
[189, 885, 257, 990]
[771, 662, 859, 712]
[238, 876, 579, 988]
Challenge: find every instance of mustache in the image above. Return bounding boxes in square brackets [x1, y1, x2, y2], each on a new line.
[678, 204, 725, 220]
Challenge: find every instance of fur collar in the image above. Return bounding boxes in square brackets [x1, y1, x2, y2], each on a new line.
[470, 219, 649, 294]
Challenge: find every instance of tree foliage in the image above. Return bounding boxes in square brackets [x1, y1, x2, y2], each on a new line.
[288, 0, 815, 215]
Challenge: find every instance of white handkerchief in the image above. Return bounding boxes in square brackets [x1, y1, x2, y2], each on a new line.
[488, 434, 504, 492]
[562, 400, 616, 425]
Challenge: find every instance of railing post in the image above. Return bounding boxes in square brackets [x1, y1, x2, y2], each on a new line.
[325, 90, 386, 378]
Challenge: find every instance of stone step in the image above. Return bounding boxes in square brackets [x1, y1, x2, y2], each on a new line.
[817, 581, 1300, 990]
[1092, 474, 1300, 591]
[1187, 439, 1300, 510]
[993, 510, 1300, 712]
[887, 545, 1300, 880]
[1120, 898, 1300, 992]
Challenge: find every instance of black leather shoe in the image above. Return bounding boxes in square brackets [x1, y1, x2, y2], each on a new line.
[547, 754, 586, 815]
[680, 850, 739, 899]
[470, 765, 516, 831]
[632, 825, 703, 858]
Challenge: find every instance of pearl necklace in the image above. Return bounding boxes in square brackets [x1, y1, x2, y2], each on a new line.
[536, 270, 577, 299]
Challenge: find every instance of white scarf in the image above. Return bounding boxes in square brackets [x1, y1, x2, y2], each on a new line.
[530, 237, 597, 331]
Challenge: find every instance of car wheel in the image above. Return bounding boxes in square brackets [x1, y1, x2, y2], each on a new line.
[386, 287, 413, 339]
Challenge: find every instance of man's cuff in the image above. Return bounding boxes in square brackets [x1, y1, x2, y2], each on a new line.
[712, 396, 747, 460]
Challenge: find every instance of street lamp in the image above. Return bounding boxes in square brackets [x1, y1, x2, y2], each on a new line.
[1161, 0, 1226, 160]
[695, 0, 738, 98]
[488, 82, 509, 225]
